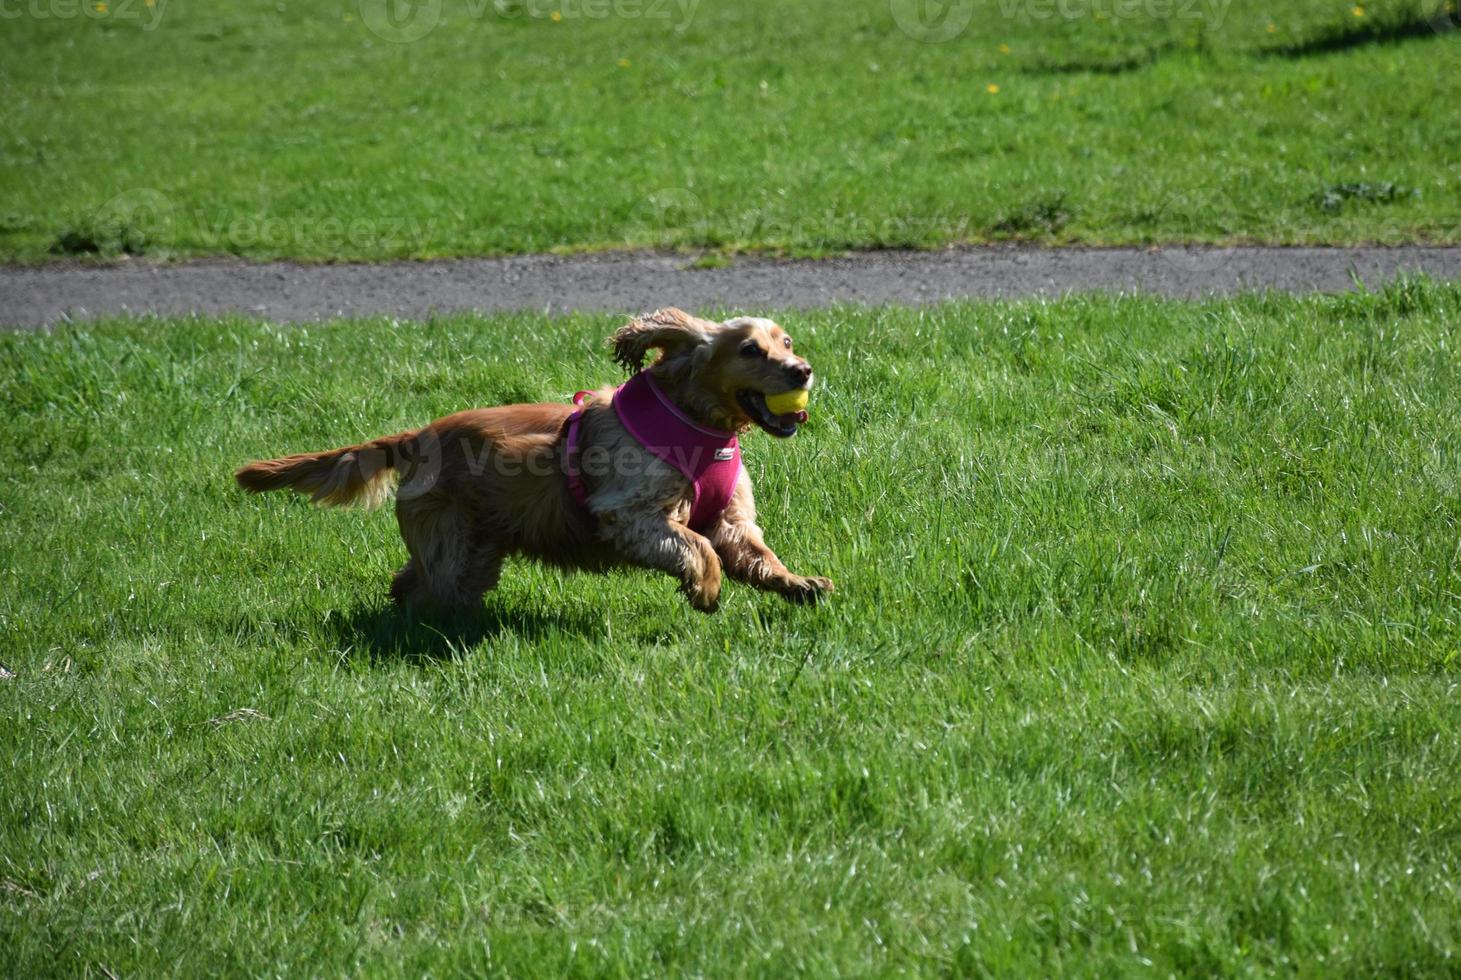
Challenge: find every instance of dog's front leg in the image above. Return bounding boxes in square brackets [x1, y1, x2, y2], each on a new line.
[708, 475, 833, 605]
[713, 517, 835, 605]
[598, 512, 722, 612]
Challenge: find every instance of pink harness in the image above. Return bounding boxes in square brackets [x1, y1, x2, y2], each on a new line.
[564, 371, 741, 532]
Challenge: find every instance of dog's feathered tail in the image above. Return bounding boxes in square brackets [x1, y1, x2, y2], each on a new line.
[235, 431, 415, 509]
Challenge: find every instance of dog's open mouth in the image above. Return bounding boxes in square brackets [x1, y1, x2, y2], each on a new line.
[737, 390, 808, 438]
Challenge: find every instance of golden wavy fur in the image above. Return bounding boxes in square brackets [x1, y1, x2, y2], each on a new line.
[235, 309, 833, 612]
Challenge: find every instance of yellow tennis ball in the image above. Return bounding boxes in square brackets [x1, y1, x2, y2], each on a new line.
[765, 389, 810, 415]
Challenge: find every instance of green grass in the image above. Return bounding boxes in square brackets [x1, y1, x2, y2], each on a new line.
[3, 283, 1460, 974]
[2, 0, 1459, 261]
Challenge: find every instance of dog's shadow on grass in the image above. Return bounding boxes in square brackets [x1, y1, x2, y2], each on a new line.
[327, 599, 601, 664]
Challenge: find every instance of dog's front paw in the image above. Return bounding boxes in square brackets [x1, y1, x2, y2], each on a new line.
[683, 580, 721, 613]
[681, 566, 722, 613]
[782, 575, 835, 605]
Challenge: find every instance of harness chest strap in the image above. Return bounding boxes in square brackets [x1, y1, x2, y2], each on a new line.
[563, 371, 742, 532]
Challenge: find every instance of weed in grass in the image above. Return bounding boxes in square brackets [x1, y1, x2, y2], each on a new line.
[49, 218, 149, 257]
[1311, 181, 1421, 213]
[992, 192, 1074, 237]
[687, 253, 732, 270]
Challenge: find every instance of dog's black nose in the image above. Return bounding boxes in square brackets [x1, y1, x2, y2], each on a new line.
[787, 362, 812, 386]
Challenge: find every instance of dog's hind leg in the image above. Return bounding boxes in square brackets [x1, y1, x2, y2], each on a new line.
[393, 498, 494, 608]
[389, 543, 500, 608]
[454, 536, 504, 607]
[389, 558, 425, 605]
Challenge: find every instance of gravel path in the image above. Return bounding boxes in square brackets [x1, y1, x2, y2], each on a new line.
[3, 246, 1459, 329]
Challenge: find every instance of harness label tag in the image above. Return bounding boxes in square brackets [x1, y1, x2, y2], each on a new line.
[714, 448, 735, 461]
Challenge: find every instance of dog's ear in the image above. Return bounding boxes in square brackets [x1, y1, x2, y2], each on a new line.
[609, 308, 718, 372]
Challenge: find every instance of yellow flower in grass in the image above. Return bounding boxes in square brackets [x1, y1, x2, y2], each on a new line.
[94, 1, 106, 11]
[986, 83, 1000, 94]
[550, 10, 562, 21]
[1266, 22, 1276, 33]
[1352, 5, 1364, 15]
[998, 43, 1011, 54]
[617, 58, 630, 68]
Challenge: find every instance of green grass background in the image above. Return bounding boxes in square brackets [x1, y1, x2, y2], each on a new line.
[3, 284, 1460, 973]
[1, 0, 1459, 260]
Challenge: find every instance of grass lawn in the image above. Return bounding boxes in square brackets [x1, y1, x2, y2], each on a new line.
[1, 0, 1458, 261]
[3, 283, 1460, 973]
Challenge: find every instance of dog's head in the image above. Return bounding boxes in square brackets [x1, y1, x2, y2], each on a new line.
[609, 308, 814, 437]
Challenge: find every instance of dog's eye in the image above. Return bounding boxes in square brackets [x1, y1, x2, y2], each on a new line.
[740, 341, 763, 358]
[783, 336, 793, 349]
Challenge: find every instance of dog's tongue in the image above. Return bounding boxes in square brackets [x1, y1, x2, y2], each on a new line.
[777, 409, 810, 427]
